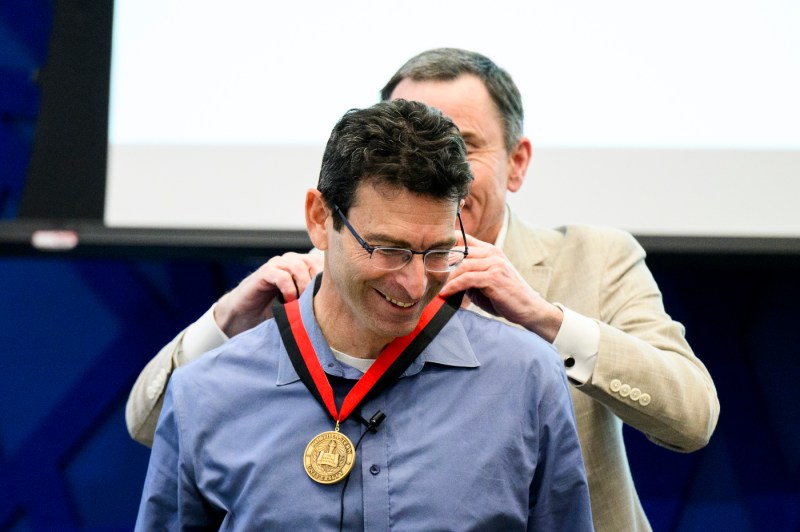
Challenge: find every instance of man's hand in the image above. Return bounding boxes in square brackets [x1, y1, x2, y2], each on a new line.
[440, 234, 563, 342]
[214, 252, 323, 337]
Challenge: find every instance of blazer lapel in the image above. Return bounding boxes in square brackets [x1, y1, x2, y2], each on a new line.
[502, 208, 554, 298]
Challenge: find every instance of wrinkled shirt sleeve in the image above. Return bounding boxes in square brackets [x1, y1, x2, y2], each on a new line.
[135, 379, 216, 530]
[528, 360, 594, 530]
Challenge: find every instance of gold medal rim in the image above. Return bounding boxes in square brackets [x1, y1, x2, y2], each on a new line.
[303, 430, 356, 485]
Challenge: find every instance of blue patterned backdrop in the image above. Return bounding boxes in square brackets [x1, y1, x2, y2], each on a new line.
[0, 1, 48, 220]
[1, 2, 798, 530]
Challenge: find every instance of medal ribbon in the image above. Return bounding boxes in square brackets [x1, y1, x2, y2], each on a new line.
[273, 283, 464, 425]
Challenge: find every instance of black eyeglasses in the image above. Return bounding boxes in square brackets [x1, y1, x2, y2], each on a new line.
[333, 205, 468, 273]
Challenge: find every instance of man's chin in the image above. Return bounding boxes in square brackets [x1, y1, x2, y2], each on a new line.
[369, 291, 443, 340]
[372, 313, 424, 342]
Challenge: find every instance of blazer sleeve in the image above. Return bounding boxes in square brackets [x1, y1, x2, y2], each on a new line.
[125, 329, 186, 447]
[126, 306, 229, 446]
[575, 230, 720, 452]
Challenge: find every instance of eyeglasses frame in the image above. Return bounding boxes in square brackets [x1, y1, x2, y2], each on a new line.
[332, 204, 469, 272]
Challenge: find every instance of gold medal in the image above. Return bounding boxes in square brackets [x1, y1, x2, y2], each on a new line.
[303, 429, 356, 484]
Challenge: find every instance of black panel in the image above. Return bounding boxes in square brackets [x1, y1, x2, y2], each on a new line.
[19, 0, 113, 220]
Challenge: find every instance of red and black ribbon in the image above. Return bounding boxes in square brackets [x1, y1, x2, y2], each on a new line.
[273, 277, 464, 424]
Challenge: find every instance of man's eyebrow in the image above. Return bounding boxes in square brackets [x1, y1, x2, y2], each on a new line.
[459, 130, 480, 146]
[365, 232, 457, 250]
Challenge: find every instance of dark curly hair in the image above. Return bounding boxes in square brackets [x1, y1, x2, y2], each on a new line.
[318, 99, 473, 230]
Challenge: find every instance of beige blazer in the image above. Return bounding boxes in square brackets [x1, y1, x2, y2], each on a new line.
[127, 207, 720, 531]
[502, 209, 719, 531]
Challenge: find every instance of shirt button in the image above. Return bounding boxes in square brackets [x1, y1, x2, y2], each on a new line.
[639, 393, 652, 406]
[369, 464, 381, 475]
[619, 384, 631, 397]
[610, 379, 622, 392]
[563, 356, 575, 368]
[629, 387, 641, 401]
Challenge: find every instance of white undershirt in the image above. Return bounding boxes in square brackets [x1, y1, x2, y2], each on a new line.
[330, 348, 373, 373]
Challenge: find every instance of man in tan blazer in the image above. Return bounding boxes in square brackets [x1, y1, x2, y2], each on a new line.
[127, 48, 719, 531]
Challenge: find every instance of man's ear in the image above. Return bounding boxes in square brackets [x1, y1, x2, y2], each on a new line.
[305, 189, 330, 250]
[506, 136, 532, 193]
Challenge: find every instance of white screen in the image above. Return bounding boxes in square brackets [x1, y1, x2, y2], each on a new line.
[106, 0, 800, 237]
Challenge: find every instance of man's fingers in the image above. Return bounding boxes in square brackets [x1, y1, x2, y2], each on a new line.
[267, 269, 303, 302]
[455, 232, 486, 248]
[267, 252, 324, 302]
[441, 269, 493, 297]
[442, 250, 522, 298]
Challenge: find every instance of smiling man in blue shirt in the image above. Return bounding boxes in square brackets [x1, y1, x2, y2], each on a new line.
[135, 99, 592, 530]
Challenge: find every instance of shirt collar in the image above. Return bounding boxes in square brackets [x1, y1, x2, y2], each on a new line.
[277, 277, 479, 385]
[493, 204, 510, 249]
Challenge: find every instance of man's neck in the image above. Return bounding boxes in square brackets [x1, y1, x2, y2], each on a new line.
[312, 290, 389, 360]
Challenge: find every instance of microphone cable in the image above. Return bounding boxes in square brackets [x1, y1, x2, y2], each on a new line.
[339, 410, 386, 532]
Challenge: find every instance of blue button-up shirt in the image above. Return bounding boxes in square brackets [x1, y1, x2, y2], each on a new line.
[136, 286, 592, 530]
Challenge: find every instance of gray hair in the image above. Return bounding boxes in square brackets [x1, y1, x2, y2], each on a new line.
[380, 48, 524, 152]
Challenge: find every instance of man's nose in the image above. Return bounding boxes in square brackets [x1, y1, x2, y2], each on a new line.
[394, 254, 428, 300]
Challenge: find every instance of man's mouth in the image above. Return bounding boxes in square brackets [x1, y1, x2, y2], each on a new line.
[377, 290, 415, 308]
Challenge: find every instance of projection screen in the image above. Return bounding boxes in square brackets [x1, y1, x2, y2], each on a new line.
[105, 0, 800, 240]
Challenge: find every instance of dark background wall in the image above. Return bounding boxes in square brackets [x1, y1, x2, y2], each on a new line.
[1, 2, 799, 530]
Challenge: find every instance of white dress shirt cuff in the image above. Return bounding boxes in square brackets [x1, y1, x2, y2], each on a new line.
[552, 304, 600, 385]
[178, 304, 229, 365]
